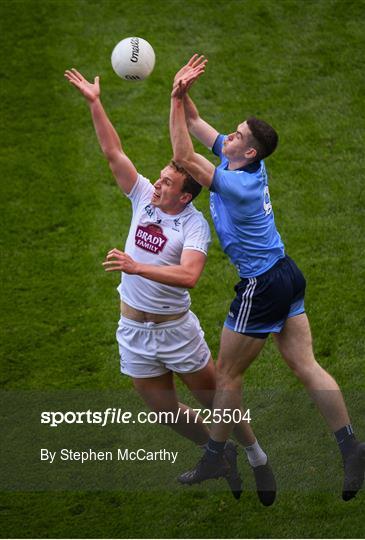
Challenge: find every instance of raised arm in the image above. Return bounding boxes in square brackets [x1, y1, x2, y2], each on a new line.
[103, 248, 206, 289]
[173, 55, 218, 148]
[64, 68, 137, 195]
[183, 93, 218, 149]
[170, 82, 215, 188]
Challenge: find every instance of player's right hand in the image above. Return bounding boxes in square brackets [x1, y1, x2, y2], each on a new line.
[64, 68, 100, 102]
[173, 54, 207, 84]
[171, 59, 207, 98]
[102, 248, 139, 275]
[172, 54, 207, 94]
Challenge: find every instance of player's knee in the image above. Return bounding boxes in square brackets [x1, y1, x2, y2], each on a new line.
[215, 365, 241, 391]
[216, 356, 235, 375]
[288, 357, 319, 383]
[215, 360, 231, 382]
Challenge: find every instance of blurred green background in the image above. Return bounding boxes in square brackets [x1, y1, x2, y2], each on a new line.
[1, 0, 365, 537]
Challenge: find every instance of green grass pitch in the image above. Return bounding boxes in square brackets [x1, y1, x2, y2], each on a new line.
[1, 0, 365, 537]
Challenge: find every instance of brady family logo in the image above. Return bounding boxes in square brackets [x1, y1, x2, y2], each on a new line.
[135, 224, 167, 254]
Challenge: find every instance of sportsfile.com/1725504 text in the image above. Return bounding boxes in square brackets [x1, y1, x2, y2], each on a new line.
[40, 408, 251, 427]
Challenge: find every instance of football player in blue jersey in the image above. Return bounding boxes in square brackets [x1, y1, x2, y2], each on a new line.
[169, 55, 365, 501]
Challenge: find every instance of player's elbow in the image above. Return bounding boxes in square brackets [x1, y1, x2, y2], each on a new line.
[173, 153, 191, 170]
[172, 140, 193, 165]
[105, 147, 122, 163]
[184, 272, 200, 289]
[172, 148, 184, 163]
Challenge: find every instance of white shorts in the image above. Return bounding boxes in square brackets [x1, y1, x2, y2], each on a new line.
[116, 310, 211, 378]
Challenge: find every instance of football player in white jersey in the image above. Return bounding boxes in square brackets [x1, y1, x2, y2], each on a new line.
[64, 67, 276, 504]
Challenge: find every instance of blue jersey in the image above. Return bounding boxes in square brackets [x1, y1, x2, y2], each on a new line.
[210, 134, 285, 278]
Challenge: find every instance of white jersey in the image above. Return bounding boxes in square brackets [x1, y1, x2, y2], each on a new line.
[118, 174, 211, 314]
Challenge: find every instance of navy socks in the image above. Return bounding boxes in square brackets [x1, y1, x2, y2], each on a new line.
[205, 438, 226, 460]
[334, 425, 356, 459]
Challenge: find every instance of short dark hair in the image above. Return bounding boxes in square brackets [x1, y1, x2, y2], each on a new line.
[246, 116, 279, 161]
[170, 159, 202, 201]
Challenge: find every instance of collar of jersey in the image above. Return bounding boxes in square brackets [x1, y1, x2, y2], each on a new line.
[224, 161, 260, 173]
[154, 203, 193, 219]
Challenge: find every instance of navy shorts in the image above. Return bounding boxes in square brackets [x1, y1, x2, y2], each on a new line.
[225, 255, 306, 339]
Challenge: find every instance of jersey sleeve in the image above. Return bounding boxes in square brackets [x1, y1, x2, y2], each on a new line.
[211, 160, 265, 200]
[183, 213, 211, 255]
[210, 167, 247, 200]
[126, 173, 154, 211]
[212, 134, 226, 158]
[210, 168, 237, 198]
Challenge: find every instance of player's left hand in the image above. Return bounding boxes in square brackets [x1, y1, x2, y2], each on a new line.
[102, 248, 138, 274]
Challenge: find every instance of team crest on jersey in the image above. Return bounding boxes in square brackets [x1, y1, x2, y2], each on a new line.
[172, 217, 181, 232]
[135, 223, 167, 254]
[144, 204, 154, 217]
[263, 185, 272, 216]
[209, 193, 218, 219]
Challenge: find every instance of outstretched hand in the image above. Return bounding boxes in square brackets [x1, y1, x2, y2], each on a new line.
[173, 54, 207, 85]
[172, 54, 207, 98]
[64, 68, 100, 102]
[102, 248, 139, 275]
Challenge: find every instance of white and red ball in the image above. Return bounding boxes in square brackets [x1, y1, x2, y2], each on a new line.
[111, 37, 155, 81]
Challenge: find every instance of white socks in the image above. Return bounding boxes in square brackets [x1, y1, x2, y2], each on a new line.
[200, 439, 268, 468]
[244, 440, 268, 467]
